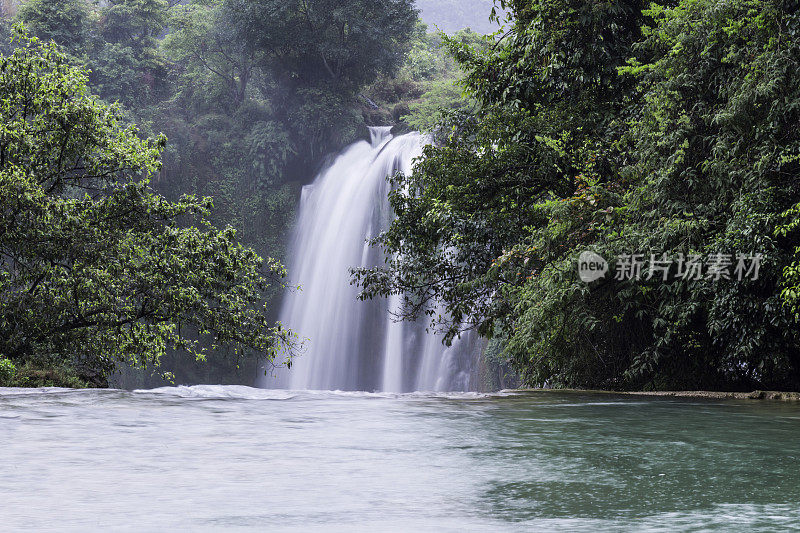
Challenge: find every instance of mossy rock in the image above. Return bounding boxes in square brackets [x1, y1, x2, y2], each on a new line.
[392, 102, 411, 122]
[361, 106, 394, 127]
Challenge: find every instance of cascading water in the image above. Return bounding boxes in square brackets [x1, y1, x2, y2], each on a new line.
[260, 127, 478, 392]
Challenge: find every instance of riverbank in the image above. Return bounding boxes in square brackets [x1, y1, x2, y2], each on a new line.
[0, 358, 96, 389]
[517, 388, 800, 402]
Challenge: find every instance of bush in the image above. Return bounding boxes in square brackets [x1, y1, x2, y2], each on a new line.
[0, 357, 17, 385]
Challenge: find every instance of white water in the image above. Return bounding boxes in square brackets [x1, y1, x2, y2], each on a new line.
[260, 127, 477, 392]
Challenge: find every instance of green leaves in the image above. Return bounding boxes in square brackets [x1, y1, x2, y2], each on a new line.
[0, 356, 16, 384]
[0, 30, 292, 385]
[356, 0, 800, 390]
[776, 202, 800, 321]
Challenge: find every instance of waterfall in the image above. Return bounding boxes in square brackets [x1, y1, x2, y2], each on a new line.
[260, 127, 477, 392]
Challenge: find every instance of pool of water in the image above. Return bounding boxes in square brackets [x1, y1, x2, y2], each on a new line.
[1, 386, 799, 531]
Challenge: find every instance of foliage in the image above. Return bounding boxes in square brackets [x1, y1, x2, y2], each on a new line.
[356, 0, 800, 391]
[91, 0, 171, 108]
[16, 0, 170, 109]
[364, 23, 487, 132]
[0, 357, 92, 388]
[0, 30, 292, 386]
[776, 202, 800, 321]
[0, 356, 15, 384]
[7, 0, 422, 386]
[402, 80, 469, 132]
[227, 0, 418, 91]
[16, 0, 89, 52]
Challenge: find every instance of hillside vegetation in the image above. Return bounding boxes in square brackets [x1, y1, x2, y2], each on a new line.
[355, 0, 800, 391]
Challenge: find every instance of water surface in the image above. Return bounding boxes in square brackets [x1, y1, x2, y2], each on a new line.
[2, 386, 799, 531]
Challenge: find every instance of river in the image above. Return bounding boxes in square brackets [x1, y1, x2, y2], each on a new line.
[2, 386, 799, 531]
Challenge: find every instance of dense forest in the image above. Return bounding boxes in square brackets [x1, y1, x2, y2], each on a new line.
[356, 0, 800, 391]
[0, 0, 491, 387]
[1, 0, 799, 392]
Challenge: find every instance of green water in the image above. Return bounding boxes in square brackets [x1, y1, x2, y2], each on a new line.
[1, 387, 798, 531]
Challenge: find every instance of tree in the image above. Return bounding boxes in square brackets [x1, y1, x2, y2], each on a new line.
[0, 29, 292, 385]
[15, 0, 171, 109]
[99, 0, 169, 54]
[15, 0, 90, 53]
[222, 0, 417, 91]
[355, 0, 645, 341]
[164, 0, 418, 163]
[90, 0, 171, 107]
[164, 1, 261, 110]
[356, 0, 800, 390]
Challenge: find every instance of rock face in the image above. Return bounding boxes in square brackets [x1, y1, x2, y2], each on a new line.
[746, 390, 800, 401]
[627, 390, 800, 401]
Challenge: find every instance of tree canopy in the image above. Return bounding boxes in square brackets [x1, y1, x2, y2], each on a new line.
[0, 29, 291, 385]
[355, 0, 800, 391]
[2, 0, 425, 386]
